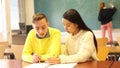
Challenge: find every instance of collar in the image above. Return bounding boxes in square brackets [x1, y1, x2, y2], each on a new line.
[36, 30, 50, 39]
[70, 30, 85, 39]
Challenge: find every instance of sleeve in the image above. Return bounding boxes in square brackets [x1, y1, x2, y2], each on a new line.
[59, 32, 96, 63]
[111, 7, 116, 16]
[40, 29, 61, 61]
[98, 11, 102, 21]
[22, 30, 33, 63]
[64, 36, 70, 55]
[107, 7, 117, 17]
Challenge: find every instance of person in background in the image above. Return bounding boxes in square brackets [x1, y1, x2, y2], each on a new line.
[46, 9, 99, 64]
[98, 2, 116, 44]
[22, 13, 61, 63]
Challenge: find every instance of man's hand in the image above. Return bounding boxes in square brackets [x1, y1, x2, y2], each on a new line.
[32, 54, 41, 63]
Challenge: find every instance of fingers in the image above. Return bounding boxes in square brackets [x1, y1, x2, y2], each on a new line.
[32, 54, 41, 63]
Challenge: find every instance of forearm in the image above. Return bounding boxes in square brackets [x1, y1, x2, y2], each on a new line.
[22, 54, 33, 63]
[60, 48, 95, 64]
[41, 52, 59, 61]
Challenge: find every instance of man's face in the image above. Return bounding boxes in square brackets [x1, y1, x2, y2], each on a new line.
[32, 18, 49, 38]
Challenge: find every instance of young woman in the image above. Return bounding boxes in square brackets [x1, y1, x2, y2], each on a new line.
[47, 9, 99, 64]
[98, 2, 116, 44]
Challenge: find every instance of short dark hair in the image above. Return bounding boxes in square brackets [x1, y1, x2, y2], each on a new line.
[32, 13, 48, 23]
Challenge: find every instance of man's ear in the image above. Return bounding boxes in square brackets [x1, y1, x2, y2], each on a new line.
[32, 23, 34, 28]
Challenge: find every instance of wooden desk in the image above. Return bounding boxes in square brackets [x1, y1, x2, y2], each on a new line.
[0, 59, 22, 68]
[23, 61, 120, 68]
[111, 61, 120, 68]
[75, 61, 120, 68]
[107, 46, 120, 61]
[75, 61, 97, 68]
[108, 46, 120, 53]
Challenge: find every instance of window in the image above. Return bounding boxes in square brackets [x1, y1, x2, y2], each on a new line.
[0, 0, 20, 33]
[10, 0, 19, 30]
[0, 0, 3, 32]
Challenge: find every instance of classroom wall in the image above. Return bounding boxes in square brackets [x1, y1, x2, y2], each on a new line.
[34, 0, 120, 32]
[25, 0, 34, 25]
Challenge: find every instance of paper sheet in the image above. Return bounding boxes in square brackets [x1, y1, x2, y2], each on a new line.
[23, 63, 77, 68]
[47, 63, 77, 68]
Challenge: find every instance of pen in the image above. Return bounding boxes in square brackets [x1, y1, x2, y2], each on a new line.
[45, 64, 52, 68]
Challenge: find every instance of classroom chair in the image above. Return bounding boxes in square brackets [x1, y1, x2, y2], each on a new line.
[0, 41, 9, 59]
[96, 37, 109, 61]
[97, 46, 109, 61]
[96, 37, 108, 46]
[0, 45, 6, 59]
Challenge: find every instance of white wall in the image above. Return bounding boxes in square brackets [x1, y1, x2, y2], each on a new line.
[93, 29, 120, 41]
[2, 0, 12, 44]
[2, 0, 34, 43]
[3, 0, 120, 43]
[61, 29, 120, 43]
[25, 0, 34, 25]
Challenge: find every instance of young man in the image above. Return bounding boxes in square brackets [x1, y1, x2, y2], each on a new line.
[22, 13, 61, 63]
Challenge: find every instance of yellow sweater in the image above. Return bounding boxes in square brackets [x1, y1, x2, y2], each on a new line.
[22, 27, 61, 63]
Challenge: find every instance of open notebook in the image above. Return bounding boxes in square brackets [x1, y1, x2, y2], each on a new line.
[24, 63, 77, 68]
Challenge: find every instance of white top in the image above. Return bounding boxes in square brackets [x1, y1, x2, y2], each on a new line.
[60, 30, 99, 63]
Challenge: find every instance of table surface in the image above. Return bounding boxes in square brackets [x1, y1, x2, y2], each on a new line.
[23, 61, 120, 68]
[75, 61, 120, 68]
[0, 59, 120, 68]
[108, 46, 120, 53]
[0, 59, 22, 68]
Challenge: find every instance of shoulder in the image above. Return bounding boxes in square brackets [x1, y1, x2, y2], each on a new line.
[48, 27, 61, 33]
[79, 30, 93, 36]
[28, 29, 36, 35]
[85, 31, 93, 35]
[82, 30, 93, 38]
[26, 29, 36, 38]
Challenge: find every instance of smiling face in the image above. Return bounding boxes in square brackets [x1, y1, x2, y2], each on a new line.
[62, 18, 79, 35]
[32, 18, 49, 38]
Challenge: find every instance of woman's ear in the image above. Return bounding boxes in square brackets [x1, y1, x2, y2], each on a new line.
[47, 22, 50, 27]
[75, 23, 78, 28]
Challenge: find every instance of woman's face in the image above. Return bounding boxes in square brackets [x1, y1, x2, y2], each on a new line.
[62, 18, 79, 35]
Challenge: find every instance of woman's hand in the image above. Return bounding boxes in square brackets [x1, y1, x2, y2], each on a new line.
[32, 54, 41, 63]
[46, 57, 60, 64]
[110, 3, 114, 8]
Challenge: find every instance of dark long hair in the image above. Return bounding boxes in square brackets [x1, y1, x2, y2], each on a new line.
[63, 9, 98, 52]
